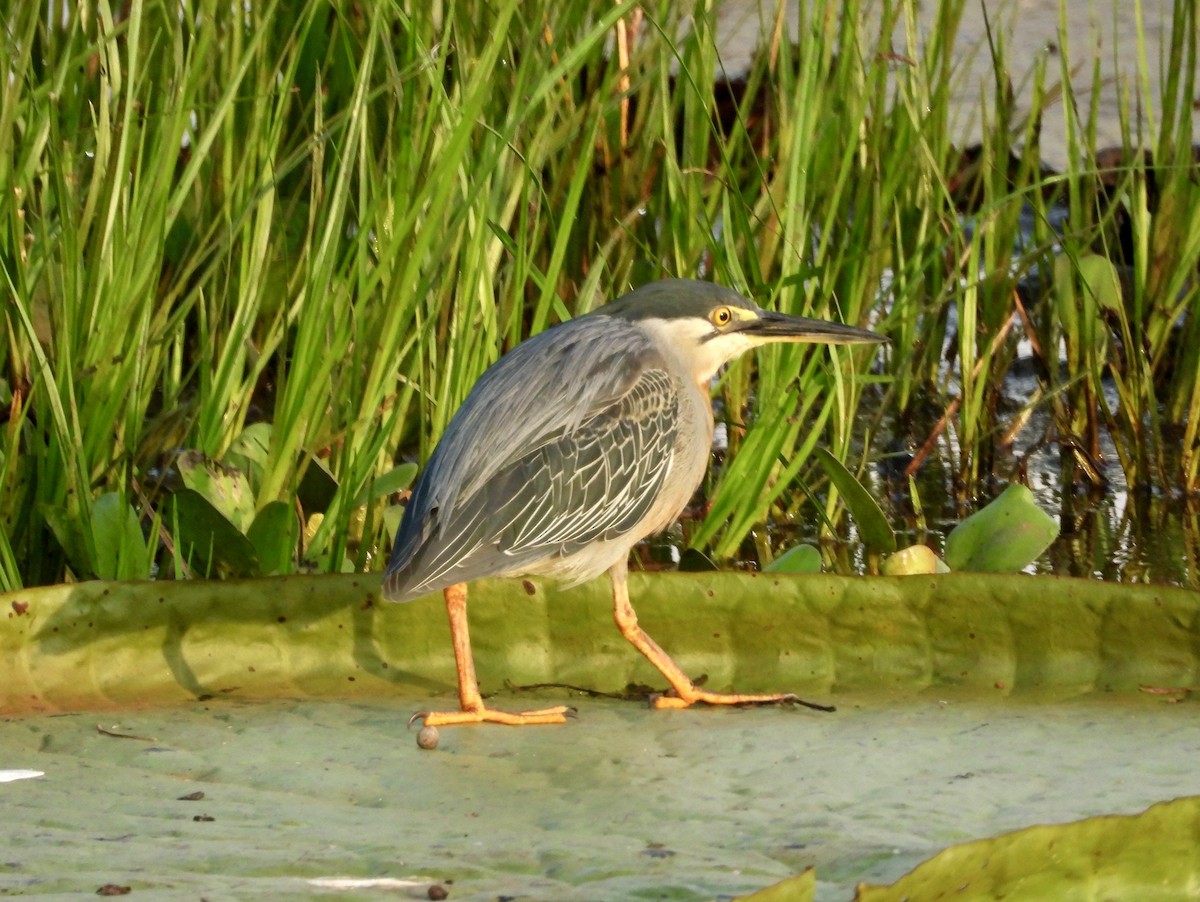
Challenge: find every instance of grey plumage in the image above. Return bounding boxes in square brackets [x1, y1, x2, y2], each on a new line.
[384, 310, 681, 601]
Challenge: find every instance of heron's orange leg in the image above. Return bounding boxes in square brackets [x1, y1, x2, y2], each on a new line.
[610, 562, 800, 710]
[410, 583, 572, 727]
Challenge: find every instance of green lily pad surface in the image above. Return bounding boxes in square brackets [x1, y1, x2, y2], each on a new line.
[4, 572, 1197, 709]
[1, 573, 1198, 899]
[854, 795, 1200, 902]
[2, 695, 1198, 899]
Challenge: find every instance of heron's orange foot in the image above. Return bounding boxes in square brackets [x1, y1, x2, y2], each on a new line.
[651, 689, 802, 710]
[408, 705, 574, 727]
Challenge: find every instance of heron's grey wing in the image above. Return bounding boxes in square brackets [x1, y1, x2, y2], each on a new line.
[383, 315, 677, 599]
[429, 316, 662, 508]
[383, 356, 680, 600]
[495, 366, 677, 553]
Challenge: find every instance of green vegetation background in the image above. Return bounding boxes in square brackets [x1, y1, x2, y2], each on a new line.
[3, 0, 1197, 591]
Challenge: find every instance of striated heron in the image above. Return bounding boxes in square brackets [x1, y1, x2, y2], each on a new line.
[384, 279, 885, 726]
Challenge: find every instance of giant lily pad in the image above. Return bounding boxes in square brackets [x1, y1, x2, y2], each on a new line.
[0, 693, 1197, 899]
[944, 483, 1059, 572]
[853, 795, 1200, 901]
[1, 573, 1197, 899]
[2, 572, 1198, 711]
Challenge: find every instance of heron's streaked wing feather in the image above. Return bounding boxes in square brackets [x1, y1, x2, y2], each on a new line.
[390, 366, 678, 598]
[384, 316, 679, 601]
[432, 317, 662, 511]
[499, 368, 677, 552]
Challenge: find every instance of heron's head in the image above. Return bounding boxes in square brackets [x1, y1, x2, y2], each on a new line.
[597, 279, 886, 385]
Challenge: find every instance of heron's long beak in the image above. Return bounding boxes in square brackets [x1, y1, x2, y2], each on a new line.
[741, 310, 887, 346]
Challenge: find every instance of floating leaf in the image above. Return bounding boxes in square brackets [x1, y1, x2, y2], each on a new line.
[6, 572, 1199, 712]
[765, 544, 822, 574]
[944, 483, 1059, 572]
[855, 796, 1200, 901]
[881, 543, 945, 576]
[2, 570, 1198, 899]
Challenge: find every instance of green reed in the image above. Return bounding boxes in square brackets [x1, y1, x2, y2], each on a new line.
[1, 0, 1197, 591]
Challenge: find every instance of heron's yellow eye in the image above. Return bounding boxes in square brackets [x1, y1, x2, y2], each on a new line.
[711, 306, 733, 327]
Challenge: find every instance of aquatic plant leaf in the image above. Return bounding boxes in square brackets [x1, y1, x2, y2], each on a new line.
[381, 504, 404, 542]
[944, 483, 1059, 572]
[854, 796, 1200, 901]
[677, 548, 720, 572]
[246, 501, 297, 576]
[225, 422, 273, 493]
[0, 695, 1193, 899]
[815, 448, 896, 554]
[1054, 253, 1120, 367]
[171, 489, 259, 578]
[1075, 253, 1123, 312]
[39, 504, 93, 579]
[176, 450, 256, 533]
[90, 493, 149, 581]
[880, 544, 945, 575]
[765, 544, 822, 574]
[4, 572, 1197, 714]
[297, 453, 338, 514]
[353, 462, 418, 506]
